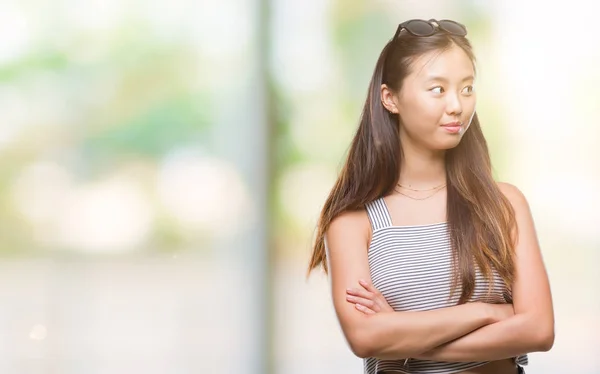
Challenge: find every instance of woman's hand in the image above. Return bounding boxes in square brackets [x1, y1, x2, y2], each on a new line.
[346, 279, 394, 314]
[347, 279, 515, 322]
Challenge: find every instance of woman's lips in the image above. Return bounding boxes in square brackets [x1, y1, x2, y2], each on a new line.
[441, 121, 462, 134]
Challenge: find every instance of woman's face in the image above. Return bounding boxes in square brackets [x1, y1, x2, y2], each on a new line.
[384, 43, 477, 151]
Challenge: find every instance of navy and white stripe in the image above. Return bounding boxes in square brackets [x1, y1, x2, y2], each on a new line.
[364, 197, 528, 374]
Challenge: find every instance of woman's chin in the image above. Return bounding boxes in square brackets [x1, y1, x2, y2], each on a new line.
[434, 137, 463, 151]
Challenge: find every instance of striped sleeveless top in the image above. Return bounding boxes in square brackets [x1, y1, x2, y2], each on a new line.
[364, 197, 528, 374]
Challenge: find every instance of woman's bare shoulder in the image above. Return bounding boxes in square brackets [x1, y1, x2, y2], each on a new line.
[327, 207, 371, 244]
[496, 181, 529, 210]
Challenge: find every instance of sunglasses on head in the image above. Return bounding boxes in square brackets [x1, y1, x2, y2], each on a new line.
[393, 19, 467, 39]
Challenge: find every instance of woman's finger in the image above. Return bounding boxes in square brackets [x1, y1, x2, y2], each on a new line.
[346, 295, 379, 311]
[356, 279, 395, 313]
[359, 279, 381, 295]
[355, 303, 375, 315]
[347, 288, 375, 300]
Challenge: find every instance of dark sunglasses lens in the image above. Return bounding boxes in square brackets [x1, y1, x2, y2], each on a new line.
[439, 21, 467, 36]
[406, 20, 435, 36]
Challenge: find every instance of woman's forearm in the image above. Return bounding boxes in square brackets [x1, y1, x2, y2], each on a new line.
[357, 302, 497, 360]
[414, 313, 554, 362]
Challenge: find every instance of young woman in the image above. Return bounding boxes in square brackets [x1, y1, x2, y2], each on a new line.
[307, 19, 554, 374]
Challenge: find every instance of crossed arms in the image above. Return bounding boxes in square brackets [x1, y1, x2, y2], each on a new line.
[325, 183, 554, 361]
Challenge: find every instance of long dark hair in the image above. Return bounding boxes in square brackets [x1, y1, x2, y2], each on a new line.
[307, 30, 517, 304]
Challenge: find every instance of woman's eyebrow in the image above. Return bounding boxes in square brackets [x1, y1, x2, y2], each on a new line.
[425, 75, 475, 83]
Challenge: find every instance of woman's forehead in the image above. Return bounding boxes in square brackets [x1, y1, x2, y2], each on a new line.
[407, 45, 475, 82]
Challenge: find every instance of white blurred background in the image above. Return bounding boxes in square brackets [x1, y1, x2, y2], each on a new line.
[0, 0, 598, 373]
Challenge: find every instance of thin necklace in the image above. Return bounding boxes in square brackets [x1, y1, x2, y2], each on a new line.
[396, 182, 446, 192]
[394, 186, 446, 200]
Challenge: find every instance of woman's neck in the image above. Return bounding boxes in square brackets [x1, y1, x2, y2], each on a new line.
[398, 144, 446, 188]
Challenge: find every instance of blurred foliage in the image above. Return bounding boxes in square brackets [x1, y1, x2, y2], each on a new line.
[0, 11, 215, 255]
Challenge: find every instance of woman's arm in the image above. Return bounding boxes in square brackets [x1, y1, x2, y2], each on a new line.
[326, 209, 506, 360]
[413, 183, 555, 361]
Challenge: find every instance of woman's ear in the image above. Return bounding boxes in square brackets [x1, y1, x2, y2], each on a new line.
[380, 84, 399, 114]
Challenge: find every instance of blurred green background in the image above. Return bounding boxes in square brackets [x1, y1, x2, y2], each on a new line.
[0, 0, 598, 373]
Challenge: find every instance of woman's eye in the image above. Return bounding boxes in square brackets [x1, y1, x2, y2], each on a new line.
[430, 86, 444, 94]
[462, 85, 474, 94]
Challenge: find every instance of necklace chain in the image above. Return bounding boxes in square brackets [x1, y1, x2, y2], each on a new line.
[394, 186, 446, 200]
[397, 182, 446, 192]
